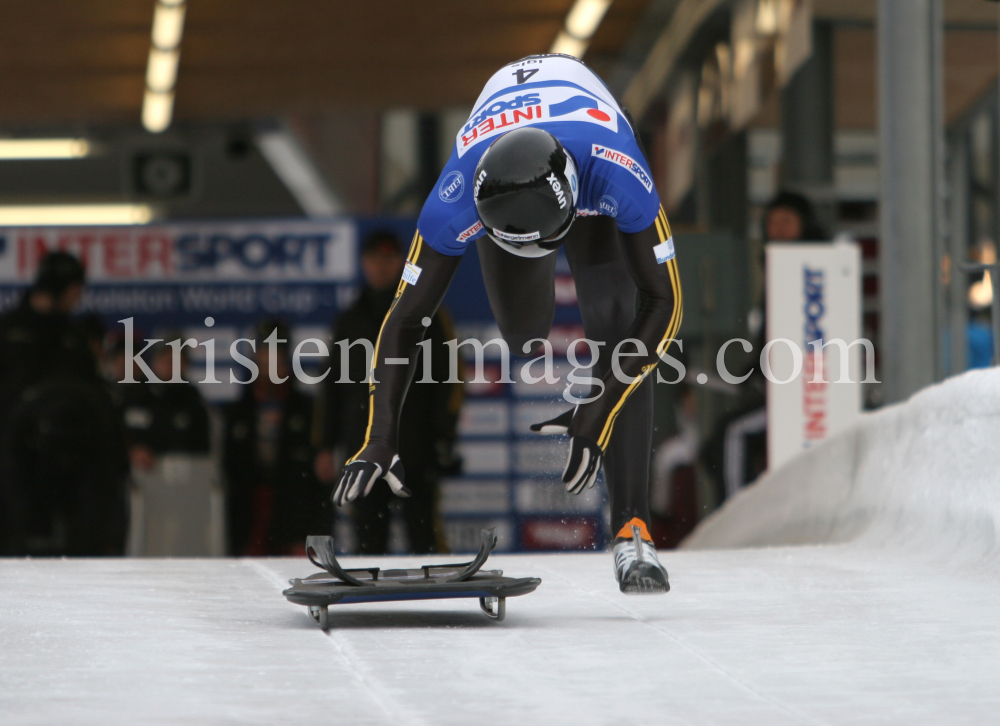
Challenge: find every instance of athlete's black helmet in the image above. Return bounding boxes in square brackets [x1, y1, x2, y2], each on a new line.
[473, 127, 578, 254]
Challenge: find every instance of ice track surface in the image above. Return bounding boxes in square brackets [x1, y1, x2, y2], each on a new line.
[2, 548, 998, 725]
[4, 370, 1000, 725]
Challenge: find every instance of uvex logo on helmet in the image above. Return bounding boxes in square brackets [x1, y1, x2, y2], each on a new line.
[547, 173, 568, 209]
[473, 127, 578, 256]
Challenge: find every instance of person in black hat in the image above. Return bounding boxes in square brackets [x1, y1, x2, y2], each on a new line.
[0, 251, 129, 555]
[0, 252, 91, 419]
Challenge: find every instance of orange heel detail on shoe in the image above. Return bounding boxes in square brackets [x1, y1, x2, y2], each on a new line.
[615, 517, 652, 542]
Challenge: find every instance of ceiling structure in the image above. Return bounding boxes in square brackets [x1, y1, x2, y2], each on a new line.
[0, 0, 997, 220]
[4, 0, 997, 131]
[0, 0, 649, 129]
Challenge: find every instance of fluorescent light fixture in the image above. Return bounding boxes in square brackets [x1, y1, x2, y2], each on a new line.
[0, 138, 91, 160]
[144, 1, 185, 133]
[551, 30, 588, 58]
[0, 204, 154, 226]
[755, 0, 780, 36]
[142, 89, 175, 133]
[565, 0, 612, 40]
[146, 48, 180, 92]
[551, 0, 612, 57]
[151, 2, 186, 49]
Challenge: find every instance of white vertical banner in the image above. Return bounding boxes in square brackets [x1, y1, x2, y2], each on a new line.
[765, 242, 862, 470]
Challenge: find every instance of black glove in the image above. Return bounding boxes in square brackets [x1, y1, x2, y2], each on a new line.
[561, 435, 603, 495]
[529, 407, 575, 435]
[331, 444, 410, 507]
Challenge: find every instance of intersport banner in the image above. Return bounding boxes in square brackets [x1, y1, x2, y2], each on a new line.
[765, 241, 863, 470]
[0, 220, 362, 328]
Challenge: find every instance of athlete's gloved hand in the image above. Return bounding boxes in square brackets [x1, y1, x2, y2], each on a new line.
[331, 444, 411, 507]
[529, 407, 575, 435]
[562, 435, 603, 494]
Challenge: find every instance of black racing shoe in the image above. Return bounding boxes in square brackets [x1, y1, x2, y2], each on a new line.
[612, 518, 670, 595]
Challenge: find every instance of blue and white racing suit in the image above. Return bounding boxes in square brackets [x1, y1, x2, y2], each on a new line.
[417, 54, 665, 256]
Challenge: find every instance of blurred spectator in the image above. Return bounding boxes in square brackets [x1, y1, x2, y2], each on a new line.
[105, 335, 132, 390]
[966, 241, 996, 368]
[765, 190, 827, 243]
[118, 335, 211, 473]
[700, 192, 829, 508]
[0, 252, 128, 555]
[314, 230, 461, 554]
[754, 191, 828, 350]
[223, 318, 325, 555]
[967, 312, 993, 368]
[74, 313, 108, 378]
[0, 253, 91, 425]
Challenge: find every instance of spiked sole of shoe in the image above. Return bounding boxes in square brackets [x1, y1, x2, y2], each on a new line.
[620, 576, 670, 595]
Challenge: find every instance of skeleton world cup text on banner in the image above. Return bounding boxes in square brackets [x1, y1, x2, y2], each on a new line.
[765, 242, 863, 470]
[0, 220, 357, 328]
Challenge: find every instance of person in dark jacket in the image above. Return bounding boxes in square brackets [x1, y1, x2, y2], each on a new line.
[224, 318, 325, 555]
[117, 337, 211, 474]
[0, 252, 129, 555]
[314, 231, 462, 554]
[74, 313, 108, 377]
[0, 253, 94, 427]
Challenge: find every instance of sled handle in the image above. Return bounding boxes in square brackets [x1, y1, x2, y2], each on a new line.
[304, 528, 496, 585]
[305, 536, 372, 587]
[448, 528, 498, 582]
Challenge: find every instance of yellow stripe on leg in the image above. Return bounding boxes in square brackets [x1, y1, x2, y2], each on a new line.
[348, 231, 425, 462]
[596, 363, 656, 450]
[596, 255, 684, 453]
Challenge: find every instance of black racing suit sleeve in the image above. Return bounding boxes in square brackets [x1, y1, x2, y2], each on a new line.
[568, 207, 683, 451]
[346, 234, 462, 463]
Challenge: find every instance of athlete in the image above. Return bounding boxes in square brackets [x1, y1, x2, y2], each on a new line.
[332, 54, 683, 593]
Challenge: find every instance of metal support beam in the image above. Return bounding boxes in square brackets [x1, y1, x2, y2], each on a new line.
[877, 0, 945, 403]
[706, 132, 749, 237]
[948, 132, 970, 374]
[781, 21, 835, 233]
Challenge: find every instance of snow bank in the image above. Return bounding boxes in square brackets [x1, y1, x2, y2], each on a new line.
[684, 368, 1000, 563]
